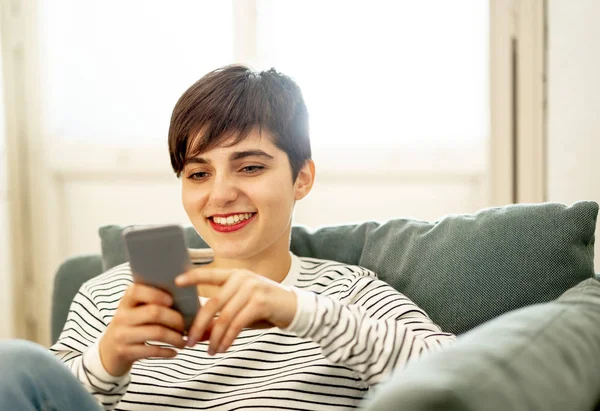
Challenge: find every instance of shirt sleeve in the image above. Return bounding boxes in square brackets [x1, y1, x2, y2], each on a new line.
[283, 273, 456, 385]
[49, 285, 130, 410]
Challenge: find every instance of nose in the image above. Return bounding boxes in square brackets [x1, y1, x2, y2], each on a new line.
[207, 174, 239, 207]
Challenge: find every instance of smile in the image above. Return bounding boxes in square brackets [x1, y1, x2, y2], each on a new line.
[209, 213, 256, 233]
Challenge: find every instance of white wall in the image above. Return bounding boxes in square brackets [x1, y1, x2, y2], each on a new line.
[0, 153, 12, 340]
[0, 45, 14, 339]
[547, 0, 600, 272]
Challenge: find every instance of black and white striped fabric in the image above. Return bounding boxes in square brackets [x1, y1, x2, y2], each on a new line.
[50, 254, 455, 410]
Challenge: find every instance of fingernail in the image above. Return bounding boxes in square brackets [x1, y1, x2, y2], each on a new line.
[186, 337, 197, 347]
[208, 347, 215, 356]
[218, 345, 226, 353]
[175, 276, 184, 285]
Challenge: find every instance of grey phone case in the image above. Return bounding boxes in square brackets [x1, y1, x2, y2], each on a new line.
[123, 225, 212, 331]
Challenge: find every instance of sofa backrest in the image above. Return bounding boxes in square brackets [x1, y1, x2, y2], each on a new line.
[52, 201, 599, 344]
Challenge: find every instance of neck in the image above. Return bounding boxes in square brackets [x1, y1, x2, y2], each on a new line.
[212, 248, 292, 283]
[198, 228, 293, 299]
[198, 247, 291, 299]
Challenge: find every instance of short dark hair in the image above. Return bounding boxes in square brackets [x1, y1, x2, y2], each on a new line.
[168, 65, 311, 181]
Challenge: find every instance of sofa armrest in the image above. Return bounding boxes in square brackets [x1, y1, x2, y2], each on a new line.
[51, 255, 104, 344]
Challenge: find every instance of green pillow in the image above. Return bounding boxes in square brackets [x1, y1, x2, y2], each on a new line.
[361, 277, 600, 411]
[99, 201, 598, 334]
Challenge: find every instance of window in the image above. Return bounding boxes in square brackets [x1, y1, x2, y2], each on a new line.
[39, 1, 488, 152]
[256, 0, 489, 149]
[38, 0, 233, 146]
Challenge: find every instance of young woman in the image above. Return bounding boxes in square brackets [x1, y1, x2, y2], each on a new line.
[47, 65, 455, 410]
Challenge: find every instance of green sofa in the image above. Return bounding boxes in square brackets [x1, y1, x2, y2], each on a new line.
[51, 201, 600, 410]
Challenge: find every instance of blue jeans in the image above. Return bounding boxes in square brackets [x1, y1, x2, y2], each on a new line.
[0, 339, 101, 411]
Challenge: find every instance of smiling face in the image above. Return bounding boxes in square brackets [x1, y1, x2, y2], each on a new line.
[181, 129, 314, 266]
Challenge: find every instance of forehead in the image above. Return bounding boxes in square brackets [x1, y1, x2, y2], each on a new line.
[220, 130, 269, 149]
[186, 128, 281, 159]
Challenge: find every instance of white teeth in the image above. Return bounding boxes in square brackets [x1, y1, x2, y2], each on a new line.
[213, 213, 253, 226]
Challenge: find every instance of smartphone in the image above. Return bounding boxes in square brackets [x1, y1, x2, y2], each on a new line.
[122, 224, 213, 331]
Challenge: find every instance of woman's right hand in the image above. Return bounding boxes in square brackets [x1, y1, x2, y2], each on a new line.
[99, 283, 187, 377]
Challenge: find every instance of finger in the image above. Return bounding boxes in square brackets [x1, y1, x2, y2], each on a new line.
[218, 303, 264, 354]
[175, 268, 236, 287]
[208, 285, 254, 355]
[122, 344, 178, 363]
[123, 304, 185, 332]
[123, 325, 186, 349]
[122, 284, 173, 308]
[186, 320, 214, 346]
[186, 273, 247, 346]
[202, 320, 217, 341]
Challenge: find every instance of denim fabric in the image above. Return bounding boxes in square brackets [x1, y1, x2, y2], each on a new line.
[0, 340, 100, 411]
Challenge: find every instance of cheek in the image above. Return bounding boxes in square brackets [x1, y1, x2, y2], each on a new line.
[255, 182, 295, 213]
[181, 192, 192, 215]
[181, 184, 208, 214]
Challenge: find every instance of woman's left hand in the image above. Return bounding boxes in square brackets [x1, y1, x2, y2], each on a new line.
[175, 268, 297, 355]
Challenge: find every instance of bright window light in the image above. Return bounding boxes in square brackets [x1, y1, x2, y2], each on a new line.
[38, 1, 488, 151]
[256, 0, 489, 148]
[38, 0, 233, 146]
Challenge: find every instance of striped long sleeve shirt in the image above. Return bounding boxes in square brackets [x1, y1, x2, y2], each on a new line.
[50, 254, 456, 410]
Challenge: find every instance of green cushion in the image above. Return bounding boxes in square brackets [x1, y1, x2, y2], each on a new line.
[361, 277, 600, 411]
[99, 201, 598, 335]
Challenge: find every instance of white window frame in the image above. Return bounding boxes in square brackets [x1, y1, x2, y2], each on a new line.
[490, 0, 546, 205]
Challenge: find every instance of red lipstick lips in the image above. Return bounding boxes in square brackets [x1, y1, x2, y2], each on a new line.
[209, 213, 256, 233]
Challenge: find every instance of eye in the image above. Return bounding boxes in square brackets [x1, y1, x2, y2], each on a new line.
[240, 165, 265, 174]
[188, 171, 210, 180]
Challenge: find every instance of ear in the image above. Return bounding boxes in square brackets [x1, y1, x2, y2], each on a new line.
[294, 160, 315, 201]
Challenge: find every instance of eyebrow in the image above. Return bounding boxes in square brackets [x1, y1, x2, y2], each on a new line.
[184, 150, 275, 167]
[230, 150, 274, 161]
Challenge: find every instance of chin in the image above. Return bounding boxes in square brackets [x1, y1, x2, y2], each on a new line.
[209, 242, 252, 260]
[195, 222, 261, 260]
